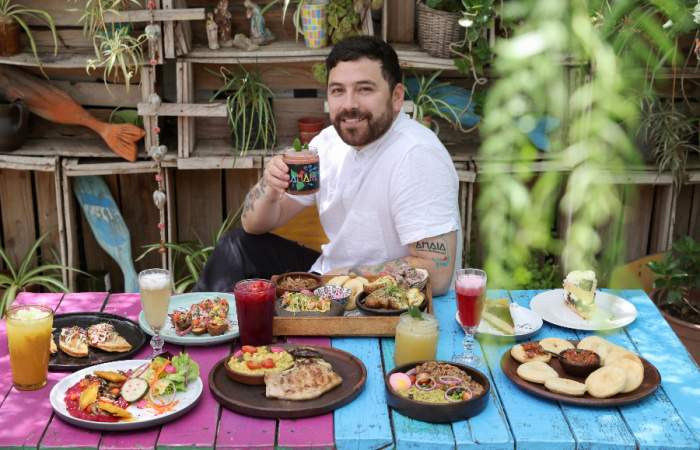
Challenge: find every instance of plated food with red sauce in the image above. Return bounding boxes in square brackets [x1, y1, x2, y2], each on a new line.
[50, 353, 203, 430]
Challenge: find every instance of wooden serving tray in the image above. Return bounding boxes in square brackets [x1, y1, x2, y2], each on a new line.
[272, 275, 433, 337]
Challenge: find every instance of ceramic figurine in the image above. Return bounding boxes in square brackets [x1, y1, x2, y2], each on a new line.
[244, 0, 275, 45]
[233, 33, 259, 51]
[214, 0, 234, 48]
[206, 12, 220, 50]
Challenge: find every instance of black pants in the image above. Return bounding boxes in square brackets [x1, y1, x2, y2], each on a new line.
[193, 227, 321, 292]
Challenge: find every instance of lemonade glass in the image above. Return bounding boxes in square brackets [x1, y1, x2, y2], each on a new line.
[6, 304, 54, 390]
[394, 311, 439, 367]
[139, 268, 172, 356]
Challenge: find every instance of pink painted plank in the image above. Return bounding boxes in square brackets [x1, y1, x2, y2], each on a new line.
[40, 292, 109, 450]
[100, 293, 173, 450]
[277, 337, 334, 450]
[156, 342, 232, 449]
[0, 293, 64, 406]
[0, 293, 103, 449]
[216, 342, 276, 450]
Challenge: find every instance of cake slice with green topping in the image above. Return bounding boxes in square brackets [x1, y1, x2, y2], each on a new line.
[563, 270, 597, 320]
[481, 298, 515, 334]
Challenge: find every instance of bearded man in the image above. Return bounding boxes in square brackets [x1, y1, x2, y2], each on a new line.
[195, 36, 461, 296]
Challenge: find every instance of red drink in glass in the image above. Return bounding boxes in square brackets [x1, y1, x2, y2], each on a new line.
[233, 279, 276, 346]
[456, 274, 486, 328]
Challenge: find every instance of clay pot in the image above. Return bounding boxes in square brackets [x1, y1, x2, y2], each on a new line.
[0, 98, 30, 152]
[0, 19, 20, 57]
[298, 117, 325, 144]
[662, 309, 700, 365]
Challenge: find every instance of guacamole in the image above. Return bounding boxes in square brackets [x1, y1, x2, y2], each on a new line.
[227, 346, 294, 375]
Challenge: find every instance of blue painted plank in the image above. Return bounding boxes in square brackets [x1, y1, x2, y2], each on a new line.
[605, 290, 700, 449]
[512, 290, 636, 450]
[481, 290, 575, 450]
[381, 338, 455, 450]
[331, 337, 393, 450]
[432, 292, 513, 450]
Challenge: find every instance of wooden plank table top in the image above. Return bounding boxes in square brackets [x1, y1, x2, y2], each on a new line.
[0, 289, 698, 449]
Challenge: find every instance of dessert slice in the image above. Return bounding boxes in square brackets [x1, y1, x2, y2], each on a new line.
[563, 270, 597, 320]
[59, 326, 88, 357]
[481, 298, 515, 335]
[87, 323, 132, 353]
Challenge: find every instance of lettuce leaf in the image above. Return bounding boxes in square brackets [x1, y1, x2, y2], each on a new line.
[164, 353, 200, 391]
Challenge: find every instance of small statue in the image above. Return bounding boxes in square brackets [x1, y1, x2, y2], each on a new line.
[244, 0, 275, 45]
[214, 0, 234, 48]
[233, 33, 260, 52]
[206, 12, 220, 50]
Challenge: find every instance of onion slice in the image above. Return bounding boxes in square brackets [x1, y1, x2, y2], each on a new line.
[414, 376, 436, 391]
[444, 386, 473, 402]
[438, 376, 463, 386]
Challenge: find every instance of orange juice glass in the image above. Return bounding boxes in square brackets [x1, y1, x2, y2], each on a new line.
[6, 304, 53, 390]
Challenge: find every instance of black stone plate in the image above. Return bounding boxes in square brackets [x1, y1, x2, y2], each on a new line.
[50, 312, 147, 372]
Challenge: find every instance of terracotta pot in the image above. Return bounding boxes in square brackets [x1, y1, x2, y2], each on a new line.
[0, 19, 20, 57]
[298, 116, 325, 144]
[662, 311, 700, 365]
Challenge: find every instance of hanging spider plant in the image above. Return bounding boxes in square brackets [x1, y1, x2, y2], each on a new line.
[210, 66, 277, 156]
[0, 0, 58, 74]
[405, 70, 472, 135]
[86, 25, 146, 91]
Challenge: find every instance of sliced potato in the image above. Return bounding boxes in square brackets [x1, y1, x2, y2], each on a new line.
[79, 382, 99, 411]
[95, 370, 127, 383]
[98, 401, 133, 419]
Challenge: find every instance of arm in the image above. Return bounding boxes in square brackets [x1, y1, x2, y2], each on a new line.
[241, 155, 307, 234]
[328, 231, 457, 296]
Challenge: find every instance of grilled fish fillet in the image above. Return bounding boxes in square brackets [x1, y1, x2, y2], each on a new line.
[265, 358, 343, 401]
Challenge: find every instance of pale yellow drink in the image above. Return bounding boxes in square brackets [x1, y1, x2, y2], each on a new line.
[6, 304, 53, 390]
[394, 311, 439, 367]
[139, 270, 171, 331]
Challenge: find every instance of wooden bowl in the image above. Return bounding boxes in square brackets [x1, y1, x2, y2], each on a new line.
[385, 360, 490, 423]
[224, 355, 267, 385]
[271, 272, 322, 297]
[558, 349, 601, 378]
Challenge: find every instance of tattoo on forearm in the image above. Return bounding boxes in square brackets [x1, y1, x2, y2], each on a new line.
[241, 178, 267, 219]
[415, 235, 451, 270]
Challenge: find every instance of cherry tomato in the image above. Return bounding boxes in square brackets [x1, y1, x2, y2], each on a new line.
[246, 360, 261, 370]
[261, 358, 275, 369]
[242, 345, 257, 354]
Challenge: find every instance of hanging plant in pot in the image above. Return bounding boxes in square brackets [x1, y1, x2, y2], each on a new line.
[0, 0, 58, 65]
[648, 236, 700, 363]
[210, 66, 277, 156]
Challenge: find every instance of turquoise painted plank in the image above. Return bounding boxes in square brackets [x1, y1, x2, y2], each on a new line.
[481, 290, 574, 450]
[511, 290, 635, 450]
[603, 290, 700, 449]
[381, 338, 455, 450]
[432, 292, 513, 450]
[331, 337, 393, 450]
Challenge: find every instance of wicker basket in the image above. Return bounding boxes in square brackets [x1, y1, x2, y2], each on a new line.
[416, 1, 464, 59]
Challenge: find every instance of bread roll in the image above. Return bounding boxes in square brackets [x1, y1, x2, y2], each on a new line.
[585, 366, 626, 398]
[342, 277, 369, 311]
[516, 361, 559, 384]
[511, 343, 551, 363]
[607, 359, 644, 393]
[544, 377, 587, 396]
[577, 336, 612, 363]
[327, 275, 350, 287]
[603, 346, 642, 367]
[539, 337, 574, 355]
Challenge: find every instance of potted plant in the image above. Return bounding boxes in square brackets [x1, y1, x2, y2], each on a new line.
[0, 234, 78, 316]
[404, 71, 479, 135]
[648, 236, 700, 362]
[0, 0, 58, 65]
[210, 66, 277, 156]
[298, 117, 325, 144]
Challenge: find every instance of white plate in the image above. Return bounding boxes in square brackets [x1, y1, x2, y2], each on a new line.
[139, 292, 238, 345]
[50, 359, 203, 431]
[455, 303, 543, 340]
[529, 289, 637, 331]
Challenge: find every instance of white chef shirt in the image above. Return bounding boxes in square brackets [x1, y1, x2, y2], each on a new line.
[288, 112, 462, 274]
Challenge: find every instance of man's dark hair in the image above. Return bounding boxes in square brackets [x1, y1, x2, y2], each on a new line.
[326, 35, 402, 91]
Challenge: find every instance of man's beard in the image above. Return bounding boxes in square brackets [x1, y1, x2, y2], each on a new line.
[332, 101, 394, 147]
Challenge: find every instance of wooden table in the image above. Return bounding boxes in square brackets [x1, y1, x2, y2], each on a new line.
[1, 289, 699, 449]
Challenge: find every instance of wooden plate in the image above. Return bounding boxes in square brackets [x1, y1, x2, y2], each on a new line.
[356, 291, 428, 316]
[50, 312, 147, 372]
[385, 361, 490, 423]
[500, 342, 661, 406]
[209, 344, 367, 419]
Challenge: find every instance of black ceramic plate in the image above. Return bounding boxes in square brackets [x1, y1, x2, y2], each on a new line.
[50, 312, 147, 372]
[385, 360, 491, 423]
[356, 291, 427, 316]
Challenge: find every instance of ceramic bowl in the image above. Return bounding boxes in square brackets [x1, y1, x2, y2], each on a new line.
[274, 287, 348, 317]
[558, 348, 601, 377]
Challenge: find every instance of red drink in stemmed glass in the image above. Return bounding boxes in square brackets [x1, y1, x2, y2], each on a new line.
[454, 268, 487, 366]
[233, 279, 276, 346]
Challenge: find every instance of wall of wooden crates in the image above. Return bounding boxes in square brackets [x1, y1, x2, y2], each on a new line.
[0, 0, 699, 292]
